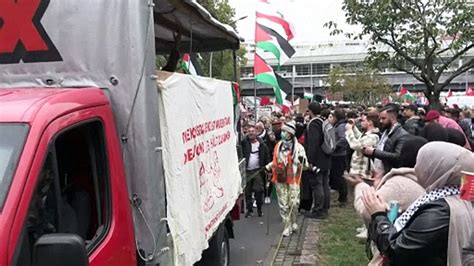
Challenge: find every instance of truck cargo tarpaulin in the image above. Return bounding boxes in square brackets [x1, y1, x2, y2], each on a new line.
[156, 71, 242, 265]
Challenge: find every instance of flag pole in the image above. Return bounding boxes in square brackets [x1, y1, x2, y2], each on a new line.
[254, 77, 257, 122]
[291, 65, 296, 108]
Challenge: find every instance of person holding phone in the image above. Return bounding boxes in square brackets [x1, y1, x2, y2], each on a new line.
[363, 142, 474, 266]
[346, 136, 428, 265]
[345, 112, 380, 182]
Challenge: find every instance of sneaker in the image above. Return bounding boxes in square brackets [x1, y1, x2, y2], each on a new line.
[356, 226, 365, 233]
[305, 212, 328, 220]
[245, 211, 253, 218]
[264, 197, 270, 204]
[282, 227, 291, 237]
[253, 201, 257, 208]
[257, 209, 263, 217]
[292, 223, 298, 231]
[356, 228, 368, 239]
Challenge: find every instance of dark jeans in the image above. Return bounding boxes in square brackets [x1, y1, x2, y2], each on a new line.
[309, 170, 330, 214]
[265, 182, 273, 198]
[330, 155, 348, 203]
[245, 169, 264, 213]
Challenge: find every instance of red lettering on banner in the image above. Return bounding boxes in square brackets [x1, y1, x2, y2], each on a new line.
[0, 0, 62, 63]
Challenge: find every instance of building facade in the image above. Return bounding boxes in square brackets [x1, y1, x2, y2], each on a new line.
[240, 41, 474, 98]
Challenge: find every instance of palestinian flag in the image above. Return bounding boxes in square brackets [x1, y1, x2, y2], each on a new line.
[304, 92, 313, 100]
[260, 96, 272, 106]
[447, 89, 453, 97]
[254, 0, 295, 105]
[399, 86, 408, 97]
[255, 23, 295, 66]
[256, 0, 294, 41]
[403, 92, 416, 102]
[179, 53, 202, 76]
[254, 54, 285, 104]
[467, 87, 474, 96]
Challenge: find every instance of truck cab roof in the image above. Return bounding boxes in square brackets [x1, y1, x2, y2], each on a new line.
[0, 88, 108, 123]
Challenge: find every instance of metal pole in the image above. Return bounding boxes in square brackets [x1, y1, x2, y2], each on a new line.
[466, 69, 469, 92]
[209, 52, 213, 78]
[292, 65, 295, 107]
[233, 49, 238, 82]
[254, 78, 257, 122]
[310, 48, 314, 95]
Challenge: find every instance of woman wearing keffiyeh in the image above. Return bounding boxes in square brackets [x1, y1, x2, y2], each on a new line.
[266, 121, 308, 237]
[362, 142, 474, 266]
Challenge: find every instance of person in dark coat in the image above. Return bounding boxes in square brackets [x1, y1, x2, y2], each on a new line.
[363, 142, 474, 266]
[304, 103, 332, 219]
[329, 108, 349, 206]
[421, 122, 448, 142]
[363, 104, 409, 175]
[402, 104, 423, 136]
[446, 128, 467, 147]
[241, 125, 271, 217]
[399, 136, 428, 168]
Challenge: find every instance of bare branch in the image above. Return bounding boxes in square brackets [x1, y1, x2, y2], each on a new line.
[439, 58, 474, 90]
[393, 63, 425, 83]
[384, 31, 424, 70]
[435, 43, 474, 81]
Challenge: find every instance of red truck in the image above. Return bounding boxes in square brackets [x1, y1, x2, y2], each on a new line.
[0, 1, 244, 265]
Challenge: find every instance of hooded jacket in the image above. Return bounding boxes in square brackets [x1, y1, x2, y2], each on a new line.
[354, 168, 426, 266]
[354, 168, 425, 225]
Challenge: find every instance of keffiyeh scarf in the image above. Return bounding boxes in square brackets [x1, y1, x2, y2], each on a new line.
[394, 185, 460, 232]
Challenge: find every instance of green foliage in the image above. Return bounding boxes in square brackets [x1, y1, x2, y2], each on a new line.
[325, 0, 474, 107]
[326, 65, 392, 104]
[196, 0, 247, 81]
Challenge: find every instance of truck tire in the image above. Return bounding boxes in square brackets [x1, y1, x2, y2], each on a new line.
[195, 225, 230, 266]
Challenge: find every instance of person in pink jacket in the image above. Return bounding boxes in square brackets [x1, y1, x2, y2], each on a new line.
[425, 110, 471, 150]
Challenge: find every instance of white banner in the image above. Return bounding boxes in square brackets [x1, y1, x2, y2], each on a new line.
[157, 72, 242, 265]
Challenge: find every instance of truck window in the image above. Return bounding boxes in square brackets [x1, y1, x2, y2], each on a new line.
[0, 123, 29, 210]
[13, 121, 110, 266]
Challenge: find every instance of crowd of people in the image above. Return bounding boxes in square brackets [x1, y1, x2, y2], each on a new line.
[240, 101, 474, 265]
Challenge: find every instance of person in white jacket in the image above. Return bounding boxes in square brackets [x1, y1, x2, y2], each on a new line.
[266, 121, 309, 237]
[345, 112, 380, 179]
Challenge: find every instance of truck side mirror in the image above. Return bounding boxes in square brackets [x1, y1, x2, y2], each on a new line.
[33, 234, 89, 266]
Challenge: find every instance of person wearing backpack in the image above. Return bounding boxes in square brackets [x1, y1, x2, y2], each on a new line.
[330, 108, 350, 206]
[304, 102, 333, 219]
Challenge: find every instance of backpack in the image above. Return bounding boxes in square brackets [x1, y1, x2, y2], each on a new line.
[316, 118, 336, 154]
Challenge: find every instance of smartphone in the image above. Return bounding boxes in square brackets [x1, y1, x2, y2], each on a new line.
[387, 200, 400, 223]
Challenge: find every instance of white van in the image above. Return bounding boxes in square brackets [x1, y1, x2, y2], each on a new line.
[446, 96, 474, 108]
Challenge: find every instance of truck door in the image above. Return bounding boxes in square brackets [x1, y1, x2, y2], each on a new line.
[10, 107, 135, 266]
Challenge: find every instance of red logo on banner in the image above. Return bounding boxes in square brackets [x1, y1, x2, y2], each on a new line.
[0, 0, 62, 64]
[460, 172, 474, 201]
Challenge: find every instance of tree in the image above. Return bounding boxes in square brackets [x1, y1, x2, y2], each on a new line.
[326, 66, 392, 105]
[326, 0, 474, 108]
[197, 0, 247, 81]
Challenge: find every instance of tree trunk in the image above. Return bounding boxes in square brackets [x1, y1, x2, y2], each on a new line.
[425, 85, 442, 111]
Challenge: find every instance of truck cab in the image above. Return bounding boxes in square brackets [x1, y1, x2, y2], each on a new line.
[0, 1, 243, 265]
[0, 89, 136, 266]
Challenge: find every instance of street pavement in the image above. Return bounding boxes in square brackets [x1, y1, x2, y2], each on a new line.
[230, 199, 284, 265]
[230, 199, 321, 266]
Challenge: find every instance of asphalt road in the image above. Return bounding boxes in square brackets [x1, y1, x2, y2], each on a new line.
[229, 200, 284, 266]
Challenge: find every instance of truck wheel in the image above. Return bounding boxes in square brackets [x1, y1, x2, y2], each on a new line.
[195, 225, 230, 266]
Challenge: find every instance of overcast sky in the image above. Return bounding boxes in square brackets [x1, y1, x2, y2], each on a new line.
[228, 0, 360, 44]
